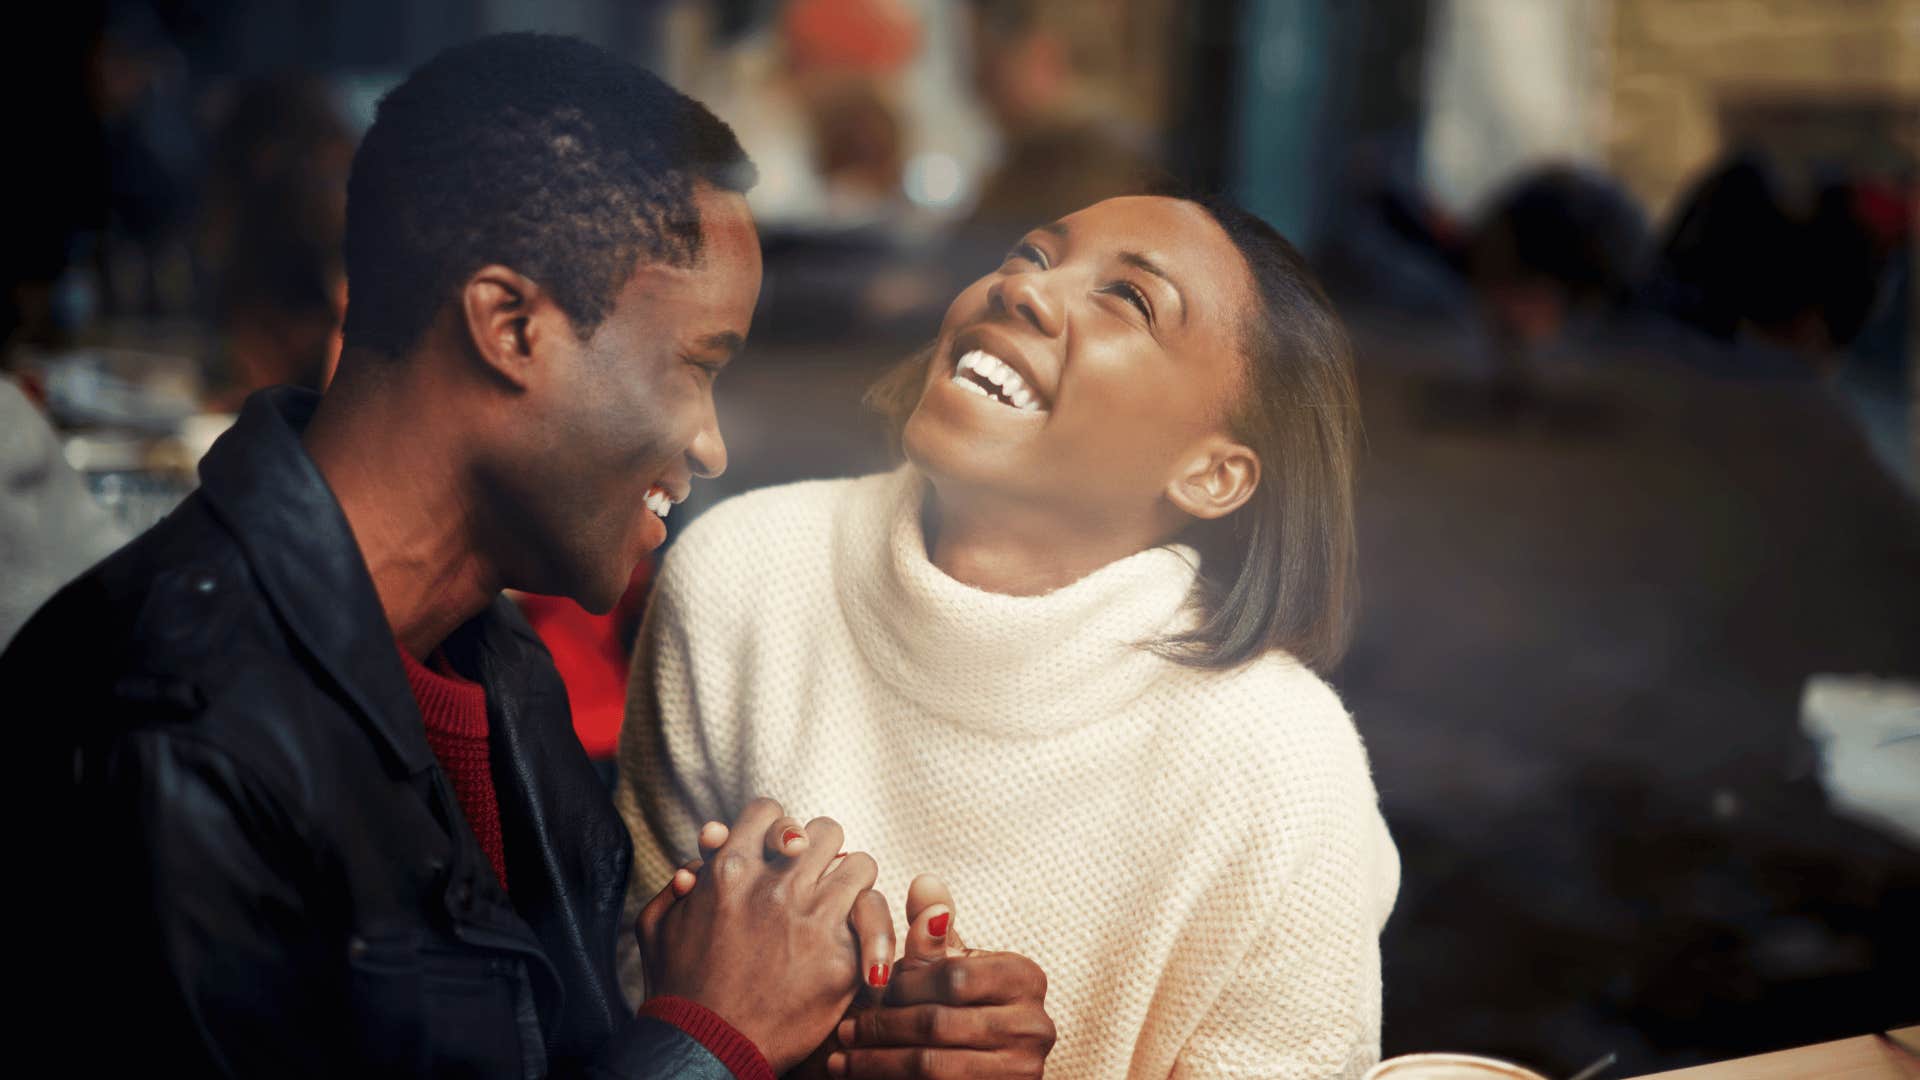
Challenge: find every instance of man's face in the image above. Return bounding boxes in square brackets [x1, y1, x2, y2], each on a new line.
[492, 184, 762, 612]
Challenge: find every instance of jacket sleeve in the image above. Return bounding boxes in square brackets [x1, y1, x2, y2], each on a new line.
[59, 727, 341, 1078]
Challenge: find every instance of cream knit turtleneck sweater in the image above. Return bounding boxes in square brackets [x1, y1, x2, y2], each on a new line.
[616, 468, 1399, 1079]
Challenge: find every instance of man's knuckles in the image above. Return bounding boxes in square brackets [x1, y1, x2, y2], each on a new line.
[827, 851, 879, 890]
[804, 815, 845, 849]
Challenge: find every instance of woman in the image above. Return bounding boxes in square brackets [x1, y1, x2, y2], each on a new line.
[616, 194, 1399, 1077]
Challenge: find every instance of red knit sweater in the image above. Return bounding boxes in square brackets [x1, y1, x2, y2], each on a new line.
[397, 644, 508, 893]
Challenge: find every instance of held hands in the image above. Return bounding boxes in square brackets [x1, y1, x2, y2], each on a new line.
[635, 798, 896, 1074]
[827, 874, 1057, 1079]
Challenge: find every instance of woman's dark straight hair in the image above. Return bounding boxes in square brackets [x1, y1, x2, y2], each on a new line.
[1162, 195, 1359, 672]
[865, 195, 1360, 673]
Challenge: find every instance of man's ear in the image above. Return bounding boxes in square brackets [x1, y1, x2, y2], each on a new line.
[1165, 436, 1260, 521]
[460, 265, 553, 390]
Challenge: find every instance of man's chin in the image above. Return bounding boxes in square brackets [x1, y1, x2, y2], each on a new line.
[569, 571, 629, 616]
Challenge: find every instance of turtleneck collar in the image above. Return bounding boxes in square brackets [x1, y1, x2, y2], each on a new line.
[832, 467, 1203, 738]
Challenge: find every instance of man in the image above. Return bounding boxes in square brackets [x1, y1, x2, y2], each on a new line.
[12, 35, 1049, 1078]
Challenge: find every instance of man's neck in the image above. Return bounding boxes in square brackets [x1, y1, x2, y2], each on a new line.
[304, 357, 501, 659]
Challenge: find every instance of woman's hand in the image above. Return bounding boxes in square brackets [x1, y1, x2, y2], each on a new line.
[632, 799, 896, 1075]
[826, 875, 1057, 1079]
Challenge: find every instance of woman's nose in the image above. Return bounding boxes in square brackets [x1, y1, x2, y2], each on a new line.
[991, 270, 1064, 338]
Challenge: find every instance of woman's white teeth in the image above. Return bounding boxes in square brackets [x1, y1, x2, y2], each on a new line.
[644, 485, 674, 519]
[952, 349, 1043, 412]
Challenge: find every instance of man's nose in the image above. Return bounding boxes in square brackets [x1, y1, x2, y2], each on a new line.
[688, 418, 727, 480]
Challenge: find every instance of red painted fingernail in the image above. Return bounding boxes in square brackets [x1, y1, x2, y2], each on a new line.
[867, 962, 890, 987]
[782, 828, 804, 846]
[927, 912, 950, 938]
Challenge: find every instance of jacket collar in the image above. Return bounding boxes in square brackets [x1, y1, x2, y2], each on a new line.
[196, 386, 436, 775]
[450, 599, 633, 1048]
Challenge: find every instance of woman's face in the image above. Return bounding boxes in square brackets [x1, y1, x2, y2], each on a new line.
[904, 196, 1254, 527]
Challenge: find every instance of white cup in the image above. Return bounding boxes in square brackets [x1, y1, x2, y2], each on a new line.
[1364, 1052, 1550, 1080]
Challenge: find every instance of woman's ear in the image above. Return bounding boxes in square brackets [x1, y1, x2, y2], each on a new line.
[460, 265, 549, 390]
[1165, 436, 1260, 521]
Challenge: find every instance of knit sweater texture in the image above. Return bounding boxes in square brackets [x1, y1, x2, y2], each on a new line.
[399, 645, 509, 894]
[616, 468, 1399, 1078]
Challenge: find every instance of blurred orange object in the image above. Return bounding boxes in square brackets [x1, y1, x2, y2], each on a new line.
[513, 560, 653, 760]
[782, 0, 920, 75]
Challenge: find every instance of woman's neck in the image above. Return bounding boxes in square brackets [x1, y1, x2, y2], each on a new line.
[923, 487, 1174, 597]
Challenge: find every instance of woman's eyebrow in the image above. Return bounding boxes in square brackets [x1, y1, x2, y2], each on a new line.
[1118, 251, 1188, 326]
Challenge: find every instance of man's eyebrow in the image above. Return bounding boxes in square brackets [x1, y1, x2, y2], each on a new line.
[694, 331, 745, 359]
[1038, 221, 1068, 238]
[1119, 251, 1188, 326]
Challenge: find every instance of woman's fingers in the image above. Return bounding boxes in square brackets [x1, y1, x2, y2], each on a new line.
[764, 815, 811, 859]
[904, 874, 954, 927]
[849, 888, 897, 1002]
[898, 902, 953, 971]
[825, 1046, 1034, 1078]
[902, 873, 966, 958]
[697, 820, 730, 858]
[839, 1002, 1055, 1050]
[883, 952, 1047, 1008]
[641, 854, 707, 958]
[670, 857, 705, 898]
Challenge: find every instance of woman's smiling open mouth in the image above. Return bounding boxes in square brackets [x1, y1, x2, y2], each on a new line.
[951, 348, 1049, 413]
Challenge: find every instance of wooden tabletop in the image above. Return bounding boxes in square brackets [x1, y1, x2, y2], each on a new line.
[1628, 1026, 1920, 1079]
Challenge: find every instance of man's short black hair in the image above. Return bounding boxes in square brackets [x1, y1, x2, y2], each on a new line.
[342, 33, 757, 357]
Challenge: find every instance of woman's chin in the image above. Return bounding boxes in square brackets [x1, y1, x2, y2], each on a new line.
[906, 376, 1044, 462]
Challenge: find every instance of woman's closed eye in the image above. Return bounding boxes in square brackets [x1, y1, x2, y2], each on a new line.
[1004, 241, 1050, 269]
[1100, 280, 1154, 324]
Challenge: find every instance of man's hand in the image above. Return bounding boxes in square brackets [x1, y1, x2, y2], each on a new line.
[634, 798, 895, 1074]
[827, 875, 1056, 1079]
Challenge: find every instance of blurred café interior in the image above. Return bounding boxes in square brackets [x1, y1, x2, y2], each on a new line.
[5, 0, 1917, 1075]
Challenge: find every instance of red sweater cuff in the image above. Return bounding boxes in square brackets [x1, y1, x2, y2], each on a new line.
[637, 996, 774, 1080]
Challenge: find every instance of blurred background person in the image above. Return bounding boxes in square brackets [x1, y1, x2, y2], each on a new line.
[0, 376, 130, 650]
[198, 76, 353, 405]
[1647, 151, 1904, 373]
[1464, 164, 1648, 412]
[955, 0, 1165, 247]
[689, 0, 924, 230]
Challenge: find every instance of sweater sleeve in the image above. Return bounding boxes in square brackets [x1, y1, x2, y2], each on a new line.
[1171, 725, 1398, 1079]
[589, 1000, 773, 1080]
[612, 560, 739, 1005]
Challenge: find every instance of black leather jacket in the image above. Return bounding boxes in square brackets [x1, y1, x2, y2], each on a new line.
[10, 387, 730, 1078]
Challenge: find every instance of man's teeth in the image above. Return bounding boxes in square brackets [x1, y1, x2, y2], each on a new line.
[644, 486, 674, 519]
[953, 349, 1043, 412]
